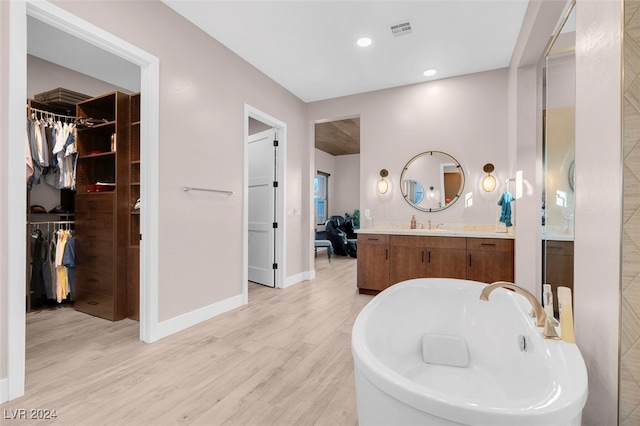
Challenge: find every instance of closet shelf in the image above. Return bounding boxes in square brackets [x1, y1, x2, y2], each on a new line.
[80, 151, 116, 159]
[76, 120, 116, 130]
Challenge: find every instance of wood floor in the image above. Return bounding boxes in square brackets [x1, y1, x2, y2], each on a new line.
[2, 254, 370, 425]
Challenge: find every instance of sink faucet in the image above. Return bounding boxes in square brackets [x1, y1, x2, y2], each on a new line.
[435, 223, 445, 229]
[480, 281, 560, 339]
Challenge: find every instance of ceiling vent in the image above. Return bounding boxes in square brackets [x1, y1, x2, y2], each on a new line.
[390, 20, 413, 36]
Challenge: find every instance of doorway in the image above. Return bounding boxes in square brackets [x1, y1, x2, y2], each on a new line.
[248, 128, 278, 287]
[243, 105, 286, 300]
[4, 0, 159, 402]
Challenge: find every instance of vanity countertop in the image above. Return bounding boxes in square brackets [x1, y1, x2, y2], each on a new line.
[542, 225, 574, 242]
[356, 222, 515, 240]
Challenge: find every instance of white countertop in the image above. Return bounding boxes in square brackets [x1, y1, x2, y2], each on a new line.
[356, 222, 515, 239]
[542, 225, 574, 241]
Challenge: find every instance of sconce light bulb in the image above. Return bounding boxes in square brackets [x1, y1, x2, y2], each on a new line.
[482, 174, 497, 192]
[377, 178, 389, 194]
[427, 186, 437, 200]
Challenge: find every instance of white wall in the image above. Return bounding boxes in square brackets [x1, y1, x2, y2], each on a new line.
[308, 69, 510, 227]
[574, 0, 622, 424]
[333, 154, 360, 219]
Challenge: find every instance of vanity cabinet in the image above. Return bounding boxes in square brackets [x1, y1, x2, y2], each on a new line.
[357, 233, 514, 294]
[466, 238, 514, 283]
[543, 240, 574, 315]
[357, 234, 390, 295]
[389, 235, 466, 284]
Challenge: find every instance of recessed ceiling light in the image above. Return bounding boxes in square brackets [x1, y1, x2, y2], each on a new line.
[423, 69, 437, 77]
[357, 37, 372, 47]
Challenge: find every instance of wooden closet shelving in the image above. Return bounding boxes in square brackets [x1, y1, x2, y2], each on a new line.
[74, 91, 130, 321]
[127, 93, 140, 320]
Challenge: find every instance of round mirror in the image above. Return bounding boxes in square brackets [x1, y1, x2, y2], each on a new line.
[400, 151, 465, 212]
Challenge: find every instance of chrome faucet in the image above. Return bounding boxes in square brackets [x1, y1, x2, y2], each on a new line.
[480, 281, 560, 339]
[435, 223, 445, 229]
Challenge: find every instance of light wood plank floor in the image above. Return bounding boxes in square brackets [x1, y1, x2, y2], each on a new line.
[2, 254, 370, 426]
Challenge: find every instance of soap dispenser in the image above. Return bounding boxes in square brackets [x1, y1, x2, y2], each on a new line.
[410, 215, 416, 229]
[542, 284, 558, 326]
[542, 284, 554, 318]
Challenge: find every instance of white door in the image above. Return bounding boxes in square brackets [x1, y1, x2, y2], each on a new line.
[248, 128, 277, 287]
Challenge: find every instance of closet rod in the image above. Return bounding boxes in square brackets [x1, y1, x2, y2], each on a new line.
[182, 186, 233, 195]
[28, 106, 76, 120]
[30, 220, 75, 225]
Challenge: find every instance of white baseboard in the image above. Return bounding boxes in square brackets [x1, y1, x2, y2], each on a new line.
[282, 270, 315, 288]
[0, 378, 8, 404]
[156, 294, 245, 340]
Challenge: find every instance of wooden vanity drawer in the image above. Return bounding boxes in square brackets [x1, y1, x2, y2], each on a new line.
[358, 234, 390, 246]
[467, 238, 513, 252]
[545, 240, 574, 256]
[391, 235, 466, 249]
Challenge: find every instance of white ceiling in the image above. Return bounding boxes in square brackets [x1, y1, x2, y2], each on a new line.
[163, 0, 530, 102]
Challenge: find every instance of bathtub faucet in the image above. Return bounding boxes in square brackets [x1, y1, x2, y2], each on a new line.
[480, 281, 560, 339]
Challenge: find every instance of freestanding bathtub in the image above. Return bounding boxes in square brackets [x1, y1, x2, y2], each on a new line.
[352, 278, 588, 426]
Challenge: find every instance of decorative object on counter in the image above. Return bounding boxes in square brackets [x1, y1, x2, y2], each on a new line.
[376, 169, 389, 194]
[400, 150, 465, 212]
[558, 286, 576, 343]
[481, 163, 497, 192]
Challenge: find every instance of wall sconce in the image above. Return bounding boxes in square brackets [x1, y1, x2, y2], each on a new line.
[482, 163, 497, 192]
[427, 186, 439, 200]
[377, 169, 389, 194]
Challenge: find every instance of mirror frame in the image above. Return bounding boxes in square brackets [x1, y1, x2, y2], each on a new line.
[400, 150, 465, 212]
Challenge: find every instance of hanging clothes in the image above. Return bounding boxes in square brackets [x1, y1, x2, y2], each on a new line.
[55, 229, 69, 303]
[62, 233, 75, 301]
[26, 121, 34, 183]
[27, 118, 42, 189]
[29, 229, 46, 300]
[26, 108, 77, 190]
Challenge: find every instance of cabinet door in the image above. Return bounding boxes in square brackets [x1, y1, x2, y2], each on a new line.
[466, 238, 514, 283]
[390, 246, 426, 285]
[427, 248, 467, 279]
[357, 235, 390, 294]
[544, 240, 574, 316]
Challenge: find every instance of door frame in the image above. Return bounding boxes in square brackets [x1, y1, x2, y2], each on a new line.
[243, 104, 286, 302]
[3, 0, 160, 402]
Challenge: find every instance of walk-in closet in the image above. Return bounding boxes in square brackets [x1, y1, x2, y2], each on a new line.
[26, 53, 141, 323]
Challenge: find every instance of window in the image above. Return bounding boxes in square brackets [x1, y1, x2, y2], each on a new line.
[315, 171, 329, 225]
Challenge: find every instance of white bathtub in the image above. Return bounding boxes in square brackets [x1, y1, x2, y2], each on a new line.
[352, 278, 588, 426]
